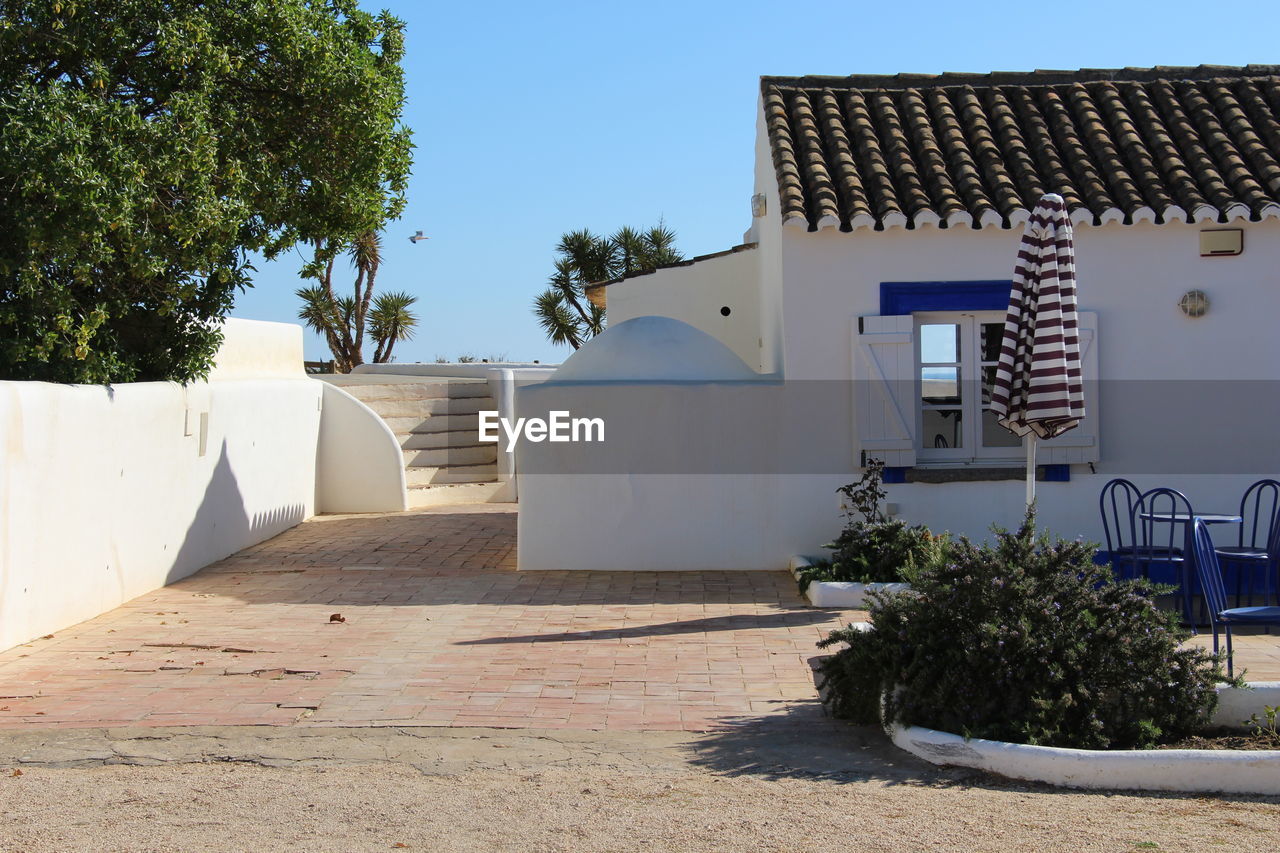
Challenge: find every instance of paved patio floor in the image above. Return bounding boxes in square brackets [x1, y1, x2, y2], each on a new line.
[0, 506, 862, 731]
[1, 505, 1276, 733]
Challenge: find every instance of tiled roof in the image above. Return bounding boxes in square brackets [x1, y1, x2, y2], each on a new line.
[762, 66, 1280, 231]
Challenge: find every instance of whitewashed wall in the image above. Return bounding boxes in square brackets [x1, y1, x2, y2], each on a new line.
[516, 318, 794, 571]
[0, 319, 321, 651]
[773, 218, 1280, 545]
[604, 247, 766, 372]
[570, 213, 1280, 563]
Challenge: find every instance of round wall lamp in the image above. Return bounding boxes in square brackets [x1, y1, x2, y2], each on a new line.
[1178, 289, 1210, 318]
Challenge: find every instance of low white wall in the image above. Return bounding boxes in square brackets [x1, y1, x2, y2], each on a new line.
[605, 247, 765, 372]
[352, 362, 552, 378]
[515, 377, 796, 571]
[315, 382, 407, 513]
[0, 319, 321, 651]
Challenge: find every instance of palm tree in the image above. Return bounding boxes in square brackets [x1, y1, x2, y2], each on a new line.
[532, 223, 681, 349]
[369, 290, 419, 363]
[296, 230, 415, 370]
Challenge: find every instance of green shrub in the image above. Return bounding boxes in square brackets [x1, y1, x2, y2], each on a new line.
[797, 520, 948, 590]
[798, 460, 948, 590]
[817, 509, 1237, 749]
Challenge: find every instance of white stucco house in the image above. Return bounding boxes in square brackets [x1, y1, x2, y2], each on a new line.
[518, 65, 1280, 571]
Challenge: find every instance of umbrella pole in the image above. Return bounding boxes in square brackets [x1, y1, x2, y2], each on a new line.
[1025, 435, 1037, 507]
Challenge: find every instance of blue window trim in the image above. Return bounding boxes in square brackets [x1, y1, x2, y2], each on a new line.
[877, 280, 1070, 484]
[880, 280, 1011, 316]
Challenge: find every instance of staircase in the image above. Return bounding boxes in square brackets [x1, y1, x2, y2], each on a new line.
[326, 375, 503, 508]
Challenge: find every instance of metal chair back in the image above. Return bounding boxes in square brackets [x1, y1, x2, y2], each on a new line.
[1099, 478, 1141, 556]
[1135, 487, 1193, 564]
[1191, 521, 1229, 620]
[1238, 478, 1280, 549]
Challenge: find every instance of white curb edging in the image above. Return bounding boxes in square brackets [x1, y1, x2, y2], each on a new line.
[890, 683, 1280, 795]
[789, 556, 910, 608]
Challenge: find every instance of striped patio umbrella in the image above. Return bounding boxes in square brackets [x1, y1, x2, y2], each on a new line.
[990, 193, 1085, 506]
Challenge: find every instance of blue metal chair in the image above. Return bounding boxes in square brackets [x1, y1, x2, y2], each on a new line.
[1134, 487, 1193, 619]
[1099, 478, 1144, 579]
[1215, 479, 1280, 606]
[1191, 520, 1280, 676]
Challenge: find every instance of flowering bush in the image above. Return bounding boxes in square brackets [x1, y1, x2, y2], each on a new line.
[817, 509, 1236, 749]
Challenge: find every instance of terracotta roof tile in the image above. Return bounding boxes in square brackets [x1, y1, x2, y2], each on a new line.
[762, 65, 1280, 230]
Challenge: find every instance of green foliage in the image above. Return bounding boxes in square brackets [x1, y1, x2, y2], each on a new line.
[368, 291, 418, 364]
[533, 224, 682, 349]
[1246, 706, 1280, 747]
[0, 0, 412, 383]
[296, 232, 417, 370]
[817, 509, 1237, 749]
[797, 460, 948, 590]
[840, 458, 889, 523]
[798, 520, 949, 590]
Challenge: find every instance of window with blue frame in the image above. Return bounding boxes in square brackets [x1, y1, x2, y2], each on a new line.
[858, 281, 1097, 478]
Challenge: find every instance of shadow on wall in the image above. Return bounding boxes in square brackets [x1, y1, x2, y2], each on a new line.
[166, 440, 306, 585]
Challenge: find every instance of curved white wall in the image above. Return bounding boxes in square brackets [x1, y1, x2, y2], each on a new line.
[315, 382, 408, 513]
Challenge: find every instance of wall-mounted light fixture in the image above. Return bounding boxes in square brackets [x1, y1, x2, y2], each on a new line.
[1178, 289, 1210, 318]
[750, 193, 767, 218]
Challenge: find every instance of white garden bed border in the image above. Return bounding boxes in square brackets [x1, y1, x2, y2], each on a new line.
[890, 683, 1280, 795]
[789, 555, 910, 608]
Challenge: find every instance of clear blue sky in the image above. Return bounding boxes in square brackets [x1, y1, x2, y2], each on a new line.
[229, 0, 1280, 365]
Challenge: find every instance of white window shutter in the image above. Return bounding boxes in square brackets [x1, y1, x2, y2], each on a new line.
[853, 315, 917, 467]
[1041, 311, 1099, 463]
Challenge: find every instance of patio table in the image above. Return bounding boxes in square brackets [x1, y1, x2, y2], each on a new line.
[1138, 512, 1242, 625]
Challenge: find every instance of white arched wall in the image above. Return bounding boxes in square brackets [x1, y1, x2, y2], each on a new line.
[315, 382, 408, 513]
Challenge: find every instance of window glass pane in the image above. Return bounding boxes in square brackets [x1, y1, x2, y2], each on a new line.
[980, 322, 1005, 363]
[921, 367, 959, 406]
[982, 409, 1022, 447]
[982, 365, 997, 406]
[920, 324, 959, 363]
[923, 409, 962, 449]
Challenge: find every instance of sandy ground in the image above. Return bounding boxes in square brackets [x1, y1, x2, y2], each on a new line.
[0, 725, 1277, 852]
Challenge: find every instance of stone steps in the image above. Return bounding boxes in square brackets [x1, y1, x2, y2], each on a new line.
[407, 481, 505, 509]
[320, 378, 493, 400]
[398, 429, 478, 450]
[359, 395, 492, 419]
[402, 444, 496, 468]
[331, 376, 501, 506]
[405, 463, 498, 486]
[383, 413, 481, 435]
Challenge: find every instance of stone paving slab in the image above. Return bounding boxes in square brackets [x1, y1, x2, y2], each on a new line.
[1, 505, 1276, 734]
[0, 507, 863, 732]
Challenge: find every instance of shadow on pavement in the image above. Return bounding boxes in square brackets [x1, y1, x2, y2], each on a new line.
[455, 611, 843, 644]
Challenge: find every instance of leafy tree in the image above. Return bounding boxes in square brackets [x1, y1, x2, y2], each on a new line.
[0, 0, 412, 383]
[295, 231, 417, 372]
[533, 224, 681, 349]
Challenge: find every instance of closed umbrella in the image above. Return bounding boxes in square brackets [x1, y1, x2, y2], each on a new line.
[989, 193, 1085, 507]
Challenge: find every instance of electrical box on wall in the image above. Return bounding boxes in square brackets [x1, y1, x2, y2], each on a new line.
[1200, 229, 1242, 257]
